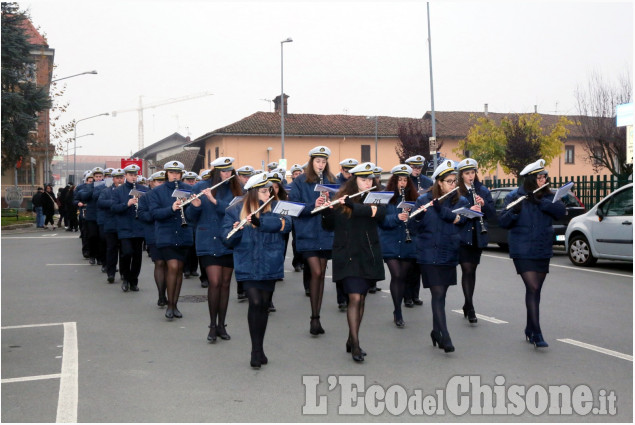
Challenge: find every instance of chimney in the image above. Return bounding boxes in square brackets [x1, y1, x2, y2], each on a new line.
[534, 105, 538, 113]
[484, 103, 488, 116]
[273, 94, 289, 115]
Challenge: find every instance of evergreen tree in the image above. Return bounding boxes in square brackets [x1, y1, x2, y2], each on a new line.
[1, 2, 51, 169]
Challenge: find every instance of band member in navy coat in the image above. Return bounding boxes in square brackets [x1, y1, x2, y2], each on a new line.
[456, 158, 496, 324]
[499, 159, 566, 348]
[98, 168, 124, 284]
[409, 160, 469, 353]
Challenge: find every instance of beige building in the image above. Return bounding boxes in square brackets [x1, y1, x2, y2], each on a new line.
[187, 97, 609, 182]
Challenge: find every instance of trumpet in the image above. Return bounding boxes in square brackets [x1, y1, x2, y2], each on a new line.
[226, 196, 274, 239]
[179, 175, 235, 209]
[408, 186, 459, 220]
[400, 187, 413, 243]
[470, 184, 487, 234]
[310, 186, 376, 214]
[505, 182, 550, 211]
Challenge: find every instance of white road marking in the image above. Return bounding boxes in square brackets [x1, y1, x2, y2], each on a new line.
[2, 373, 61, 384]
[1, 236, 78, 239]
[46, 264, 90, 266]
[482, 254, 632, 278]
[557, 338, 633, 362]
[451, 309, 508, 324]
[2, 322, 64, 329]
[56, 322, 78, 423]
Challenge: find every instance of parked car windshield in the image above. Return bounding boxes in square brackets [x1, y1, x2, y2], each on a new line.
[599, 188, 633, 217]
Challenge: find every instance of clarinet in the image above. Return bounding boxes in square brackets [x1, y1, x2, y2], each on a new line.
[400, 187, 413, 243]
[175, 181, 188, 227]
[318, 171, 327, 203]
[470, 184, 487, 234]
[133, 182, 139, 219]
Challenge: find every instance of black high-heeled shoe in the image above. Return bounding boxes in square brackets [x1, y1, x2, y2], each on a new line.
[524, 328, 533, 343]
[346, 338, 367, 356]
[441, 332, 455, 353]
[310, 316, 324, 335]
[532, 333, 549, 348]
[217, 324, 231, 340]
[207, 325, 217, 343]
[393, 312, 405, 328]
[467, 309, 477, 324]
[351, 344, 364, 362]
[250, 351, 262, 369]
[430, 330, 445, 349]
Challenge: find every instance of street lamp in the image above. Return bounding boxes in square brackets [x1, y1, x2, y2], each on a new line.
[72, 113, 109, 182]
[51, 70, 98, 83]
[280, 37, 293, 163]
[366, 116, 378, 164]
[66, 133, 93, 184]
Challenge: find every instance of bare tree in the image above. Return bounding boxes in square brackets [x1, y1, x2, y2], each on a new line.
[575, 71, 632, 180]
[395, 119, 440, 173]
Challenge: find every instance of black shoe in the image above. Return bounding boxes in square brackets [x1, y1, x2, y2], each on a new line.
[467, 309, 477, 324]
[532, 333, 549, 348]
[250, 351, 262, 369]
[129, 283, 139, 292]
[413, 298, 423, 306]
[201, 280, 209, 288]
[393, 312, 405, 328]
[121, 280, 129, 292]
[338, 302, 348, 312]
[404, 299, 414, 308]
[183, 272, 190, 279]
[351, 344, 364, 362]
[107, 275, 115, 283]
[237, 292, 247, 301]
[524, 328, 533, 343]
[217, 324, 230, 340]
[430, 330, 445, 349]
[260, 351, 268, 365]
[165, 308, 174, 320]
[190, 271, 199, 277]
[89, 257, 96, 265]
[97, 260, 103, 266]
[157, 297, 167, 307]
[268, 302, 276, 313]
[207, 326, 217, 343]
[368, 287, 377, 294]
[172, 307, 183, 319]
[100, 265, 106, 273]
[310, 316, 324, 336]
[441, 332, 455, 353]
[294, 265, 302, 272]
[346, 337, 367, 357]
[305, 289, 310, 297]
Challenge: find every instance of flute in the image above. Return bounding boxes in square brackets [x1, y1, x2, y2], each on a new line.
[179, 175, 235, 209]
[505, 182, 550, 210]
[226, 196, 274, 239]
[310, 186, 376, 214]
[408, 186, 459, 220]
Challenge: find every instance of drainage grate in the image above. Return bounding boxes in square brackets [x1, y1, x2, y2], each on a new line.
[178, 295, 208, 303]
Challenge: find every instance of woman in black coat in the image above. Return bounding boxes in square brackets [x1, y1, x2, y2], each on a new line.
[65, 185, 79, 231]
[41, 184, 57, 229]
[321, 162, 386, 362]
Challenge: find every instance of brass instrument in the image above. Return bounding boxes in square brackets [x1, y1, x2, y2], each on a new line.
[408, 186, 459, 220]
[310, 186, 376, 214]
[470, 184, 487, 234]
[179, 175, 235, 209]
[226, 196, 274, 239]
[400, 187, 413, 243]
[505, 182, 550, 211]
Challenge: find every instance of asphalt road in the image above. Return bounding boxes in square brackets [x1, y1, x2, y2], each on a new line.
[1, 227, 632, 422]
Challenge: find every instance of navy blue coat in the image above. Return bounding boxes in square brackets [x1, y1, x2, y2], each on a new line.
[97, 185, 118, 233]
[458, 181, 496, 248]
[499, 187, 566, 259]
[288, 173, 334, 252]
[410, 174, 433, 192]
[76, 182, 100, 221]
[73, 183, 87, 218]
[93, 183, 109, 225]
[185, 180, 235, 257]
[222, 201, 291, 281]
[378, 202, 416, 260]
[147, 180, 193, 248]
[111, 181, 149, 239]
[408, 192, 469, 266]
[335, 173, 349, 186]
[136, 192, 155, 245]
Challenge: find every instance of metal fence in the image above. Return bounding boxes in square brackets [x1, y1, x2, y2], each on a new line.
[485, 175, 632, 209]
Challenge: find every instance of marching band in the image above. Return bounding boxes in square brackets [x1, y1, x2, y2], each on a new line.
[77, 149, 565, 368]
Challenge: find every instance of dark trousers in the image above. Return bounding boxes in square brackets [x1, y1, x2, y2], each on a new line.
[404, 264, 421, 301]
[185, 245, 198, 274]
[335, 281, 347, 304]
[199, 256, 208, 284]
[98, 225, 107, 264]
[85, 220, 100, 259]
[104, 231, 120, 276]
[68, 210, 78, 231]
[79, 214, 89, 256]
[120, 237, 144, 285]
[291, 227, 303, 269]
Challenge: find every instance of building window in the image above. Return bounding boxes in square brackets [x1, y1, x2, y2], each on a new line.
[361, 145, 370, 162]
[592, 147, 603, 165]
[215, 147, 219, 159]
[463, 149, 471, 158]
[565, 145, 574, 164]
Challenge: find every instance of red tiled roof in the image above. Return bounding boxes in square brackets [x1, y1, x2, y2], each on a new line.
[18, 16, 48, 47]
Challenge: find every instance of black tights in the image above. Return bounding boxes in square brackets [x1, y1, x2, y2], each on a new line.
[154, 259, 167, 300]
[246, 288, 273, 354]
[429, 285, 450, 336]
[166, 259, 184, 309]
[520, 271, 547, 335]
[207, 265, 233, 327]
[460, 262, 478, 310]
[347, 293, 366, 347]
[386, 259, 412, 320]
[306, 256, 328, 318]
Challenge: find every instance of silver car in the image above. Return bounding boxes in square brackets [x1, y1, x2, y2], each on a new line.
[565, 183, 633, 266]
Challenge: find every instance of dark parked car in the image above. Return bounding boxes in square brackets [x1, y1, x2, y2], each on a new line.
[486, 187, 586, 248]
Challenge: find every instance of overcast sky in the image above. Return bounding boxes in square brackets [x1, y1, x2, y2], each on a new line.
[24, 0, 633, 159]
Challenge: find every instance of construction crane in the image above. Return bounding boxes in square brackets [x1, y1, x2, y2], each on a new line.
[112, 91, 213, 151]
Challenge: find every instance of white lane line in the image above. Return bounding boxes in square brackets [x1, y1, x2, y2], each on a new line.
[482, 254, 632, 278]
[56, 322, 78, 423]
[1, 236, 78, 239]
[46, 264, 90, 266]
[2, 322, 65, 329]
[2, 373, 61, 384]
[451, 309, 508, 324]
[558, 338, 633, 362]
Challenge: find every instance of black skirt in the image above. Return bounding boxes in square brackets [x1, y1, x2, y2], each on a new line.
[243, 279, 276, 292]
[158, 246, 189, 262]
[200, 254, 234, 269]
[419, 264, 457, 288]
[513, 258, 550, 274]
[302, 250, 332, 260]
[148, 244, 164, 262]
[459, 245, 482, 265]
[342, 276, 372, 295]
